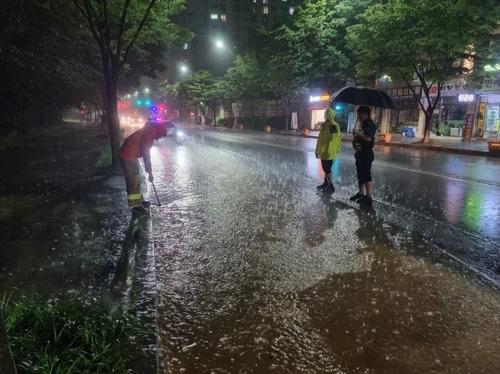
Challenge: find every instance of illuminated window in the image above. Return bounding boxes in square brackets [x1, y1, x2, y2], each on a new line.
[210, 14, 218, 19]
[263, 0, 268, 3]
[289, 6, 294, 15]
[221, 14, 227, 22]
[183, 43, 188, 50]
[263, 5, 268, 14]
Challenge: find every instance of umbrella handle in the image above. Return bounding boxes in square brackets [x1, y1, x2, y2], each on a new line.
[353, 114, 360, 134]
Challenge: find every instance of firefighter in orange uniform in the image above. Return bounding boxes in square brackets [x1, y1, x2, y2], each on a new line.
[119, 122, 167, 213]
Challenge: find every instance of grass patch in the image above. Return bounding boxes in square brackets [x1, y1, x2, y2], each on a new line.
[1, 292, 152, 373]
[96, 145, 112, 169]
[0, 130, 24, 151]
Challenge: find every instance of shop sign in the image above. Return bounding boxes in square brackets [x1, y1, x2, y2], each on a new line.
[429, 78, 471, 97]
[476, 77, 500, 93]
[463, 113, 474, 139]
[477, 102, 486, 137]
[386, 86, 421, 99]
[458, 94, 474, 102]
[309, 94, 330, 103]
[232, 102, 242, 117]
[486, 105, 499, 132]
[291, 112, 298, 129]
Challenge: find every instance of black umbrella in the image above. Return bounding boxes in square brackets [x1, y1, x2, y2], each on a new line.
[330, 86, 395, 109]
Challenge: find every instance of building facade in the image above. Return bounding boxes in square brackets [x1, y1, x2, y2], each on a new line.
[168, 0, 302, 79]
[375, 75, 500, 139]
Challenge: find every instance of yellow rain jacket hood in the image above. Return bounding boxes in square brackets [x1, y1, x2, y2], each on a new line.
[315, 108, 341, 160]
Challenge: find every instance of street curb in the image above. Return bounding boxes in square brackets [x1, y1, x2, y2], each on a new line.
[181, 124, 497, 157]
[370, 140, 495, 157]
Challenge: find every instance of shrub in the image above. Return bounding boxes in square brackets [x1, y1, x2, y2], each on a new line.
[1, 292, 151, 373]
[96, 145, 112, 168]
[438, 124, 450, 135]
[0, 130, 23, 151]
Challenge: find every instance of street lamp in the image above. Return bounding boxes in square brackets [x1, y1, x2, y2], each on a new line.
[215, 39, 235, 58]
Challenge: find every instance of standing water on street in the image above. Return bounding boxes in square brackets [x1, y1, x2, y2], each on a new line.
[151, 130, 500, 374]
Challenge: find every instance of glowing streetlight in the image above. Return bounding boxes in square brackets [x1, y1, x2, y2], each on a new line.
[215, 40, 235, 60]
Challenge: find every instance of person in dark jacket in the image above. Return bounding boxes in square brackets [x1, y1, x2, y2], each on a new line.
[315, 108, 341, 194]
[119, 121, 167, 213]
[350, 106, 377, 205]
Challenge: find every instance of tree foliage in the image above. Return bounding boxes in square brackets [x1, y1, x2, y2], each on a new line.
[168, 70, 225, 125]
[347, 0, 500, 142]
[259, 0, 377, 130]
[0, 0, 101, 131]
[263, 0, 376, 90]
[224, 53, 267, 128]
[73, 0, 192, 166]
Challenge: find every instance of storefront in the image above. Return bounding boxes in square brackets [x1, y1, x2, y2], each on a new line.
[428, 78, 475, 136]
[476, 77, 500, 139]
[382, 85, 421, 134]
[304, 92, 331, 130]
[302, 91, 355, 132]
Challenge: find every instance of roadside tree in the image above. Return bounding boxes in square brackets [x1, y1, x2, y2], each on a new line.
[347, 0, 500, 143]
[260, 0, 376, 131]
[0, 0, 101, 130]
[181, 71, 225, 126]
[224, 54, 267, 129]
[73, 0, 192, 166]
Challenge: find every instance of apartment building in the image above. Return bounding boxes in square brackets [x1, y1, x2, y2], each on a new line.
[168, 0, 302, 78]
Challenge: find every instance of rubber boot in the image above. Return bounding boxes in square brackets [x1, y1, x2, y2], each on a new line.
[316, 175, 328, 190]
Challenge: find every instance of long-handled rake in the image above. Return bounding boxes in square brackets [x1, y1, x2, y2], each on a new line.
[151, 182, 162, 207]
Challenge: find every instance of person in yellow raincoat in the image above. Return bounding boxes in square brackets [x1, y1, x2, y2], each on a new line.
[315, 108, 341, 194]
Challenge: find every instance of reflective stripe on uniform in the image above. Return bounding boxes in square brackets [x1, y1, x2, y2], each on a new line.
[128, 193, 142, 207]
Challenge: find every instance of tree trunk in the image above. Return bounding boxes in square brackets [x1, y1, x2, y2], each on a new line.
[282, 99, 290, 132]
[422, 110, 432, 143]
[103, 70, 121, 168]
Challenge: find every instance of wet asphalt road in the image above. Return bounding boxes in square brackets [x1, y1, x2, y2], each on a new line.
[150, 129, 500, 374]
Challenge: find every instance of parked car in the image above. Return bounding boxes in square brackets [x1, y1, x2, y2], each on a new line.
[121, 115, 145, 126]
[145, 119, 185, 143]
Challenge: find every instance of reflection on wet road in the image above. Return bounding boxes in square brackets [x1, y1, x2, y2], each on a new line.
[152, 130, 500, 374]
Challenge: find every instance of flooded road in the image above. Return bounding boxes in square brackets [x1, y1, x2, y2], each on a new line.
[151, 130, 500, 374]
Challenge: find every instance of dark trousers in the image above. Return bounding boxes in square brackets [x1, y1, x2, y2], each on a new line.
[321, 159, 334, 174]
[355, 150, 374, 185]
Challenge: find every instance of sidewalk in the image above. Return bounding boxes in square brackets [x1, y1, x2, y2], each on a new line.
[193, 123, 496, 157]
[299, 130, 494, 157]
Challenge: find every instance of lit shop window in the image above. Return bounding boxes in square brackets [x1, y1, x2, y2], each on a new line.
[263, 5, 268, 14]
[211, 14, 218, 19]
[221, 14, 227, 22]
